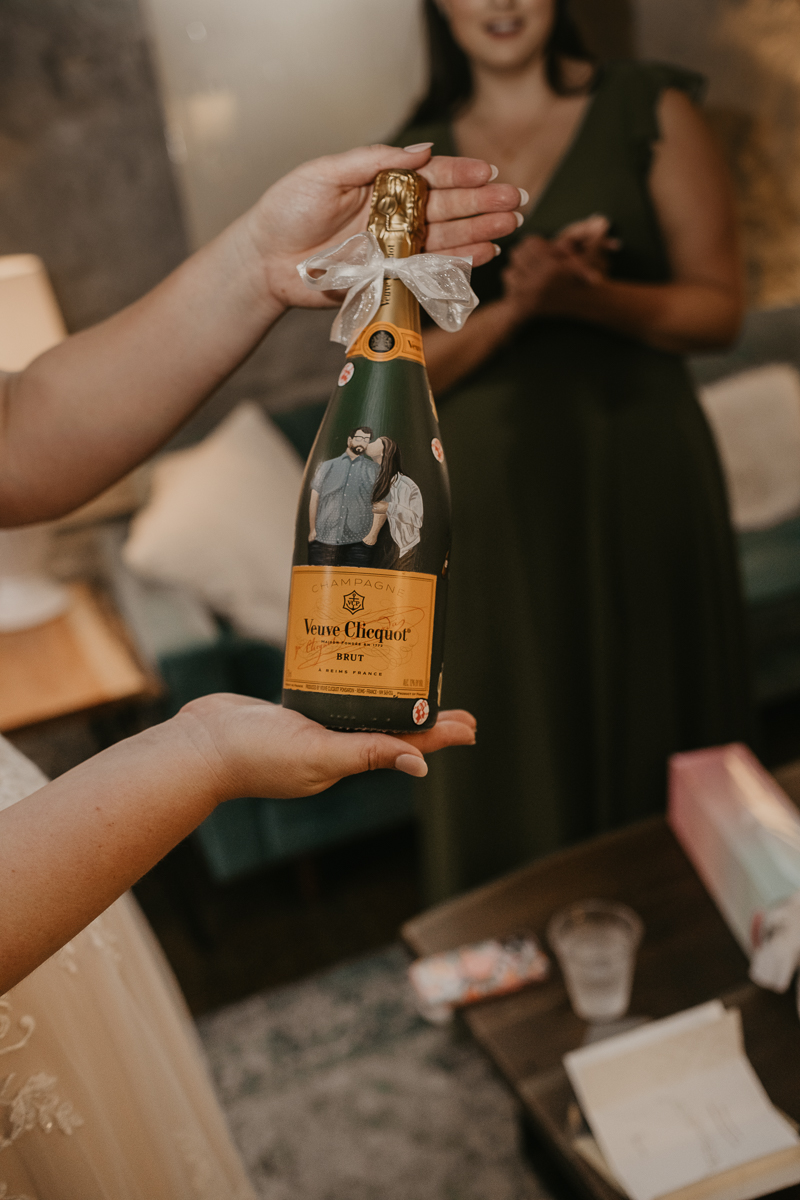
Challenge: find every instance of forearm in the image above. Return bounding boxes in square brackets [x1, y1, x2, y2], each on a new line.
[0, 713, 224, 990]
[0, 694, 477, 989]
[423, 299, 521, 393]
[548, 276, 742, 354]
[0, 214, 285, 526]
[365, 510, 387, 544]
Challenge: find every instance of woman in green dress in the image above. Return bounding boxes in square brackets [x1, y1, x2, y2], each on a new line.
[402, 0, 754, 901]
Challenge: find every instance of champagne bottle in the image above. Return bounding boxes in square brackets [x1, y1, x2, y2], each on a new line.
[282, 168, 451, 732]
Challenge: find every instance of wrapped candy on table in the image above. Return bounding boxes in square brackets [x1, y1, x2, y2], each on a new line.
[408, 933, 549, 1024]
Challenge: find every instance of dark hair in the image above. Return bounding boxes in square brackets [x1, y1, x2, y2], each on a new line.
[372, 437, 403, 503]
[348, 425, 374, 439]
[409, 0, 595, 125]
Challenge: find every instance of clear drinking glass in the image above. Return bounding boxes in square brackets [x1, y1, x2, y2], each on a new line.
[547, 900, 644, 1023]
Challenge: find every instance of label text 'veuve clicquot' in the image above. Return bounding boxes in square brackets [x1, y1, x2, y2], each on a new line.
[283, 566, 436, 698]
[303, 620, 410, 643]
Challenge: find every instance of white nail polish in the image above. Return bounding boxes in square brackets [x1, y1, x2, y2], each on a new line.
[403, 142, 434, 153]
[395, 753, 428, 777]
[514, 211, 524, 228]
[493, 243, 502, 257]
[489, 164, 499, 181]
[518, 188, 530, 207]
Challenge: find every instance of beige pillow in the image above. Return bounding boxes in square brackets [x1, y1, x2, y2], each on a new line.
[700, 364, 800, 532]
[124, 403, 303, 646]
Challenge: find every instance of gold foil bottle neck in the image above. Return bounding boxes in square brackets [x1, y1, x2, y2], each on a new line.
[367, 169, 428, 259]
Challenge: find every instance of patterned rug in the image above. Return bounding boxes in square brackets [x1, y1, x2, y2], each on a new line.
[198, 945, 550, 1200]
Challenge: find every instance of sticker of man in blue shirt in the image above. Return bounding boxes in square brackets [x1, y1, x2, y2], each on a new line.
[308, 426, 383, 567]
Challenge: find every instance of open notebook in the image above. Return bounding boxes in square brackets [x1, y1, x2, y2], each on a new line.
[565, 1001, 800, 1200]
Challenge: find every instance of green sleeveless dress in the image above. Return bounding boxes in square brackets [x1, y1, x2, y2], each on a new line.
[401, 61, 755, 902]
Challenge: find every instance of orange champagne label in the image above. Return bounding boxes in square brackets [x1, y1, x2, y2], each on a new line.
[283, 566, 435, 697]
[347, 322, 425, 366]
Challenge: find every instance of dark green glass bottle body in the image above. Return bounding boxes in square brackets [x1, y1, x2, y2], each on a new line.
[282, 300, 451, 732]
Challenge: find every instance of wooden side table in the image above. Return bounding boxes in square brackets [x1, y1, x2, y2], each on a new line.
[0, 581, 156, 732]
[402, 818, 800, 1200]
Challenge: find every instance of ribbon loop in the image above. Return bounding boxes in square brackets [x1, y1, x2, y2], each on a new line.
[297, 232, 478, 348]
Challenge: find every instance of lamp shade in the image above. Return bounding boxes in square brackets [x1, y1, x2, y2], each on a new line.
[0, 254, 66, 371]
[0, 254, 69, 630]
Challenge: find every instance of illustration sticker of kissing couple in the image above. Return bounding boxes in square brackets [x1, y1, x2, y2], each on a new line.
[308, 426, 423, 570]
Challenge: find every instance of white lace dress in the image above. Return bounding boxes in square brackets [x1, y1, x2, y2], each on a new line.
[0, 735, 256, 1200]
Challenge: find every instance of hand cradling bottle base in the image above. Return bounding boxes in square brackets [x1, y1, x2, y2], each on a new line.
[282, 169, 451, 731]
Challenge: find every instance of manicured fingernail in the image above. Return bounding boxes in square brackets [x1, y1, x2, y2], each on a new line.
[518, 188, 530, 206]
[403, 142, 434, 153]
[395, 753, 428, 778]
[493, 243, 502, 256]
[514, 211, 524, 228]
[488, 164, 499, 181]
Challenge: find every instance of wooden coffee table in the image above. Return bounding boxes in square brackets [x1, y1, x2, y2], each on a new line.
[402, 817, 800, 1200]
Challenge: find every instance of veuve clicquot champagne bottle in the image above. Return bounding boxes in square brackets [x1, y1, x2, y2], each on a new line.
[282, 168, 451, 731]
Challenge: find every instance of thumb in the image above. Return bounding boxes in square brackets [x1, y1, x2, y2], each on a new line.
[309, 728, 428, 787]
[559, 213, 610, 237]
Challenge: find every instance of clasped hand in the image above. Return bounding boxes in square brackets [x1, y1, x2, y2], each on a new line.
[502, 214, 619, 322]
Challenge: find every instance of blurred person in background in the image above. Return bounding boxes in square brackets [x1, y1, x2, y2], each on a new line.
[400, 0, 753, 902]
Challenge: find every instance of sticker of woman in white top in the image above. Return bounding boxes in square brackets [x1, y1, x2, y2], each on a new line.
[369, 436, 424, 571]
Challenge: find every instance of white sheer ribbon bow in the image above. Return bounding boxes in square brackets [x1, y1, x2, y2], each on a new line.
[297, 231, 479, 347]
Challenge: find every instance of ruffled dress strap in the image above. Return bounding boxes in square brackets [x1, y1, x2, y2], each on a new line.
[597, 60, 707, 175]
